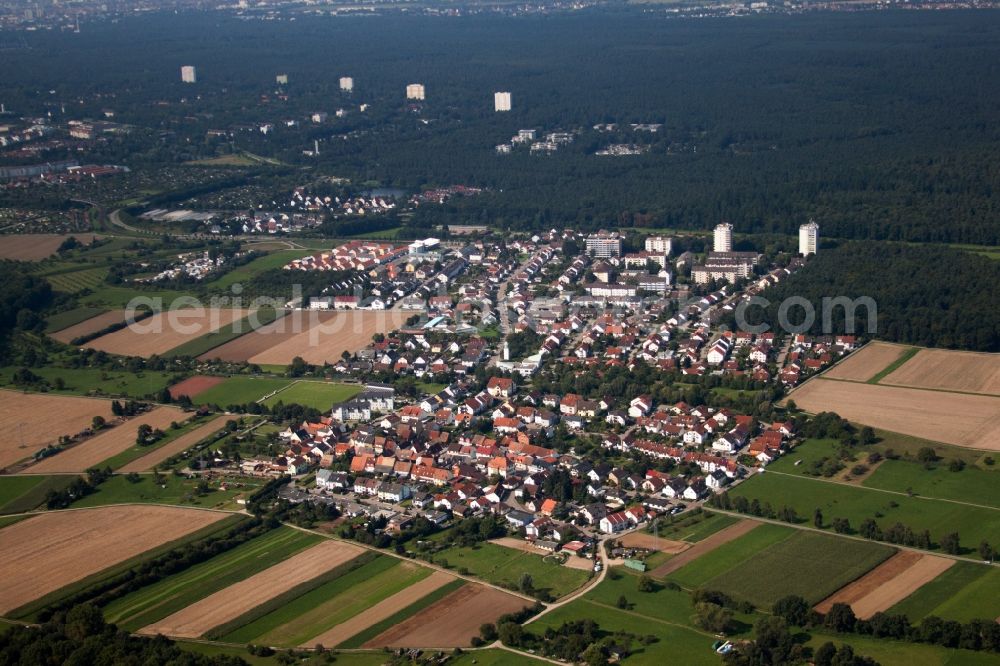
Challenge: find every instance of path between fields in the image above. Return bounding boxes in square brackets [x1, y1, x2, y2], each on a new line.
[762, 468, 1000, 513]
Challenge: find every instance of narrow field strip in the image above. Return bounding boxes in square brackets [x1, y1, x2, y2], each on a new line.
[119, 415, 231, 472]
[138, 539, 363, 639]
[305, 571, 455, 648]
[817, 553, 955, 619]
[650, 518, 763, 579]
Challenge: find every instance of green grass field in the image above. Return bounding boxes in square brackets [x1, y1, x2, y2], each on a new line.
[209, 251, 305, 290]
[806, 632, 1000, 666]
[262, 381, 361, 411]
[81, 285, 191, 309]
[45, 306, 108, 333]
[703, 531, 895, 608]
[863, 459, 1000, 509]
[163, 309, 283, 359]
[10, 513, 248, 621]
[887, 561, 995, 622]
[47, 267, 109, 294]
[71, 472, 254, 509]
[192, 376, 292, 407]
[0, 475, 75, 514]
[0, 366, 175, 399]
[104, 526, 321, 631]
[728, 472, 1000, 554]
[220, 556, 430, 646]
[665, 524, 794, 588]
[907, 567, 1000, 623]
[435, 542, 590, 600]
[652, 511, 739, 543]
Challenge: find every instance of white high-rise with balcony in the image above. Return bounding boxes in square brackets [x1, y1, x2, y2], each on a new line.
[714, 223, 733, 252]
[406, 83, 425, 101]
[799, 221, 819, 255]
[645, 236, 672, 255]
[494, 91, 511, 112]
[181, 66, 197, 83]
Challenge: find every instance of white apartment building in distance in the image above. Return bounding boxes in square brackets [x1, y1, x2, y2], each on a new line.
[276, 74, 288, 85]
[645, 235, 672, 255]
[585, 231, 623, 258]
[494, 91, 512, 112]
[799, 220, 819, 255]
[181, 65, 197, 83]
[406, 83, 425, 101]
[714, 223, 733, 252]
[340, 76, 354, 92]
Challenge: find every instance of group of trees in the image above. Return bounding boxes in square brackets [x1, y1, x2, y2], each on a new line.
[771, 595, 1000, 654]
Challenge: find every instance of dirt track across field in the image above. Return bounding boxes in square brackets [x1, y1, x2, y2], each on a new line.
[119, 415, 230, 472]
[246, 310, 408, 366]
[140, 540, 363, 639]
[363, 583, 529, 648]
[815, 551, 954, 619]
[304, 571, 455, 647]
[619, 532, 691, 554]
[168, 375, 226, 400]
[0, 505, 227, 614]
[49, 310, 124, 343]
[825, 342, 910, 382]
[84, 308, 246, 357]
[0, 391, 115, 469]
[789, 379, 1000, 450]
[27, 406, 186, 473]
[882, 348, 1000, 396]
[0, 234, 98, 261]
[649, 519, 761, 578]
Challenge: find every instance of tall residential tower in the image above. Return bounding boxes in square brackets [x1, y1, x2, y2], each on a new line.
[799, 220, 819, 255]
[494, 91, 512, 112]
[713, 223, 733, 252]
[180, 66, 197, 83]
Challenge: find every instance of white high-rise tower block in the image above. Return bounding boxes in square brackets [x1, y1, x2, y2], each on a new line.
[713, 223, 733, 252]
[406, 83, 425, 101]
[340, 76, 354, 92]
[181, 66, 197, 83]
[799, 220, 819, 255]
[494, 91, 511, 112]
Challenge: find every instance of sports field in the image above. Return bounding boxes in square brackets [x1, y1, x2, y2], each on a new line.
[192, 376, 293, 407]
[262, 381, 361, 410]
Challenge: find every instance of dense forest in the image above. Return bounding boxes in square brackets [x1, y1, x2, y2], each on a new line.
[742, 243, 1000, 351]
[2, 11, 1000, 243]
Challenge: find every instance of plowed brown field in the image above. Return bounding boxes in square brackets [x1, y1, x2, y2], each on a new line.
[27, 406, 185, 473]
[0, 505, 227, 614]
[363, 583, 529, 648]
[815, 551, 954, 619]
[246, 310, 408, 366]
[167, 375, 226, 400]
[84, 308, 246, 357]
[882, 348, 1000, 396]
[0, 391, 114, 469]
[825, 342, 910, 382]
[788, 379, 1000, 450]
[49, 310, 125, 343]
[0, 234, 98, 261]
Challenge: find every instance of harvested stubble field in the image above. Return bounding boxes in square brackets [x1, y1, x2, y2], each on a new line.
[0, 234, 98, 261]
[881, 348, 1000, 396]
[48, 310, 126, 344]
[788, 379, 1000, 450]
[0, 505, 227, 614]
[649, 518, 761, 578]
[306, 571, 455, 648]
[824, 342, 910, 382]
[119, 415, 230, 472]
[243, 310, 407, 366]
[0, 391, 115, 469]
[140, 539, 363, 639]
[85, 308, 246, 357]
[196, 310, 343, 362]
[167, 375, 226, 400]
[618, 532, 691, 554]
[815, 550, 954, 619]
[27, 405, 185, 473]
[363, 583, 529, 648]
